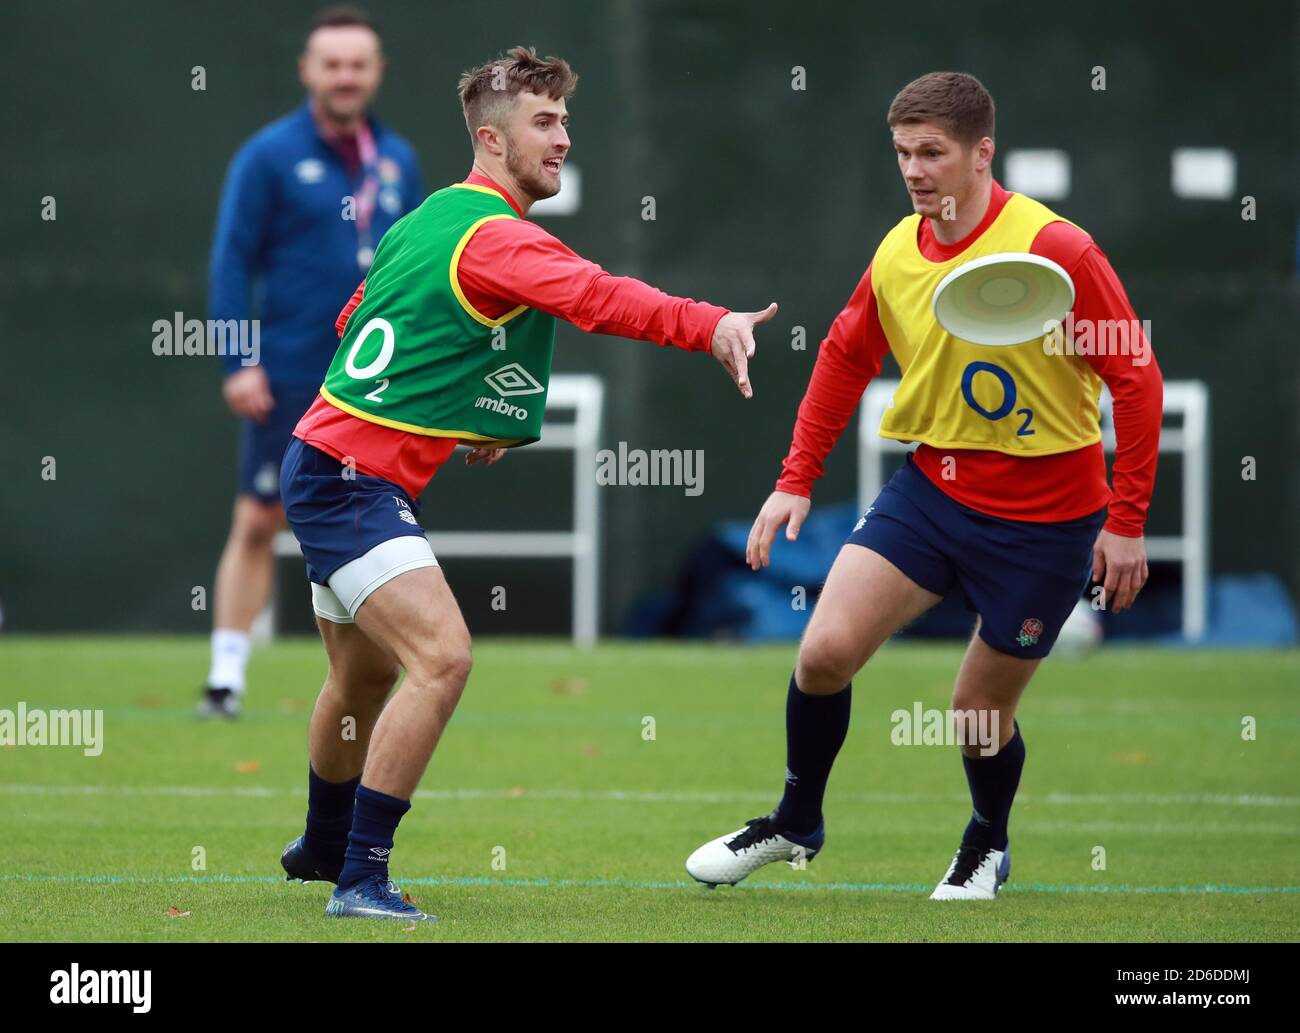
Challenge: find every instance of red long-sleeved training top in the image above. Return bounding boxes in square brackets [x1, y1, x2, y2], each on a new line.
[294, 171, 727, 497]
[776, 181, 1163, 536]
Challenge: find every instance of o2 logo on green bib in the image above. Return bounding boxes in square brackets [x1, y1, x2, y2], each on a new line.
[345, 317, 394, 403]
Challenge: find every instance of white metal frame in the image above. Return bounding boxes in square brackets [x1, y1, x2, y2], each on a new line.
[269, 374, 605, 645]
[857, 379, 1209, 640]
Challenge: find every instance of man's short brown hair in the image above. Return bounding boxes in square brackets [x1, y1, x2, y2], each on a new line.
[304, 4, 380, 49]
[887, 72, 995, 146]
[457, 46, 578, 146]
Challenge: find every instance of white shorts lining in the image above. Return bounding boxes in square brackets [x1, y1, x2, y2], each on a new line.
[310, 535, 439, 623]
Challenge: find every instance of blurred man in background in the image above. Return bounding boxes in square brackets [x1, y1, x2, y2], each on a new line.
[200, 5, 425, 717]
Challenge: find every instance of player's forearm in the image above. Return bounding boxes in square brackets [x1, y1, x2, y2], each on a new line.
[208, 224, 259, 376]
[208, 149, 269, 355]
[775, 339, 877, 496]
[1070, 245, 1163, 536]
[565, 271, 725, 352]
[775, 400, 865, 497]
[208, 264, 255, 376]
[459, 219, 727, 352]
[775, 267, 885, 497]
[1104, 352, 1163, 535]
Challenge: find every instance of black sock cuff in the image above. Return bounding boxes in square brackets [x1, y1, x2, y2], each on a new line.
[789, 672, 852, 700]
[963, 727, 1025, 768]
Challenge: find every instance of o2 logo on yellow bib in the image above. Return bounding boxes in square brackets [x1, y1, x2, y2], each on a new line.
[961, 361, 1035, 437]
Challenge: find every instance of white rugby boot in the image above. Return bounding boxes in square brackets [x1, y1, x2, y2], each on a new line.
[686, 814, 824, 887]
[929, 842, 1011, 900]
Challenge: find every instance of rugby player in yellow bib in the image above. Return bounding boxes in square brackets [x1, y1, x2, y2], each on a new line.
[686, 72, 1163, 899]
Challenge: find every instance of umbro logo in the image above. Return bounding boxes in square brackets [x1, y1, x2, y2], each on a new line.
[294, 158, 326, 184]
[393, 497, 418, 526]
[484, 361, 544, 398]
[369, 847, 391, 859]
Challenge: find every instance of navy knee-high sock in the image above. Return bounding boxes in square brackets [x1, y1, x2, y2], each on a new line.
[303, 767, 360, 865]
[772, 674, 851, 836]
[960, 721, 1025, 851]
[337, 785, 411, 891]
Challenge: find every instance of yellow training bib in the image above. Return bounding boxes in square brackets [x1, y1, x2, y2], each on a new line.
[872, 193, 1102, 456]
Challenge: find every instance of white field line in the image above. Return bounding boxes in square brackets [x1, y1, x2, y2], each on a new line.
[0, 783, 1297, 808]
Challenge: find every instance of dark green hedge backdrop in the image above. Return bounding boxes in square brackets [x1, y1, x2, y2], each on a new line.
[2, 0, 1296, 634]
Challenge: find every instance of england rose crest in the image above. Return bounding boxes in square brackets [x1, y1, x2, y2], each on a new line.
[1017, 618, 1044, 647]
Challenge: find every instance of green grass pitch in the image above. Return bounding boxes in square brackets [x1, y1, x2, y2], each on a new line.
[1, 635, 1297, 942]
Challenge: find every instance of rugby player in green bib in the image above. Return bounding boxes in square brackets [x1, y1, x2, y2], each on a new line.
[277, 46, 777, 921]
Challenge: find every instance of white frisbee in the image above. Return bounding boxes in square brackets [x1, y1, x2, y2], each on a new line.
[933, 252, 1075, 346]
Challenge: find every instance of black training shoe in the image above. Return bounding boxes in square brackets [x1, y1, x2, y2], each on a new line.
[280, 836, 343, 884]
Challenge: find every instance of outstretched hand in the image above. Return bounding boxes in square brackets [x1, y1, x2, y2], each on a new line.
[710, 303, 777, 399]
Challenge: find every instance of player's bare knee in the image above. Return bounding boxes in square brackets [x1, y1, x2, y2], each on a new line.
[352, 660, 401, 698]
[795, 637, 855, 695]
[443, 642, 473, 691]
[951, 684, 991, 714]
[404, 636, 472, 693]
[325, 660, 397, 707]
